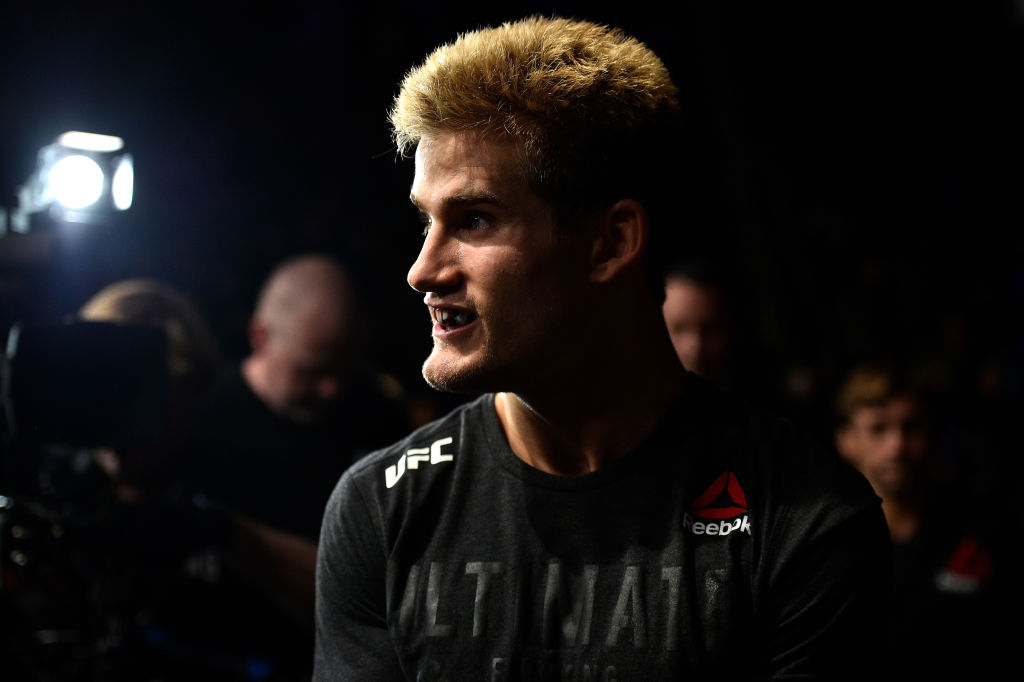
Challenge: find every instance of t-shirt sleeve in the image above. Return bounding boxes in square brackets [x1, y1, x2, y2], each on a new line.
[313, 467, 405, 681]
[760, 465, 894, 681]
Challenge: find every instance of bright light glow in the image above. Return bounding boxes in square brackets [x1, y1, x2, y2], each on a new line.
[58, 131, 124, 152]
[112, 156, 134, 210]
[50, 154, 104, 209]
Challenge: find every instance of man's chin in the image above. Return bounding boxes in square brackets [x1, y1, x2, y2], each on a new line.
[280, 403, 327, 425]
[872, 472, 909, 499]
[422, 354, 496, 395]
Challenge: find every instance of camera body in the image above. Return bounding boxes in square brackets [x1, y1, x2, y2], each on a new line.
[4, 320, 167, 448]
[0, 320, 170, 679]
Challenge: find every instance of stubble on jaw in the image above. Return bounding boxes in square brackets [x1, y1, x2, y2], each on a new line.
[420, 340, 500, 395]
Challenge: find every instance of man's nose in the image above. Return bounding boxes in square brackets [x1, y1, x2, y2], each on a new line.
[407, 227, 461, 294]
[883, 429, 907, 458]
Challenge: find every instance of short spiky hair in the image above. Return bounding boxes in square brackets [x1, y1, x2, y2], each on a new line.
[390, 16, 678, 156]
[390, 16, 683, 296]
[834, 363, 935, 428]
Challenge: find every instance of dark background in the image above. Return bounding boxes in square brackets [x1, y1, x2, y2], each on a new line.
[1, 0, 1021, 426]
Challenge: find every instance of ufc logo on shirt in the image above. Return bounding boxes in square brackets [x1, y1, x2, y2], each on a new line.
[386, 437, 454, 488]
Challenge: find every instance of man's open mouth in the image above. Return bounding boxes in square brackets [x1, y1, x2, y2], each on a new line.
[434, 307, 478, 331]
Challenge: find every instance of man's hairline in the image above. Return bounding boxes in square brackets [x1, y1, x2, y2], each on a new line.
[837, 392, 925, 428]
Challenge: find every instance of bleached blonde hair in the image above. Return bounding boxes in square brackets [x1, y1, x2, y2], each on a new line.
[390, 16, 678, 156]
[390, 16, 683, 294]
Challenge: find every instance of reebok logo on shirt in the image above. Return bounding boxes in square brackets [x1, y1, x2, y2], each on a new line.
[684, 471, 752, 536]
[385, 436, 454, 488]
[934, 535, 992, 595]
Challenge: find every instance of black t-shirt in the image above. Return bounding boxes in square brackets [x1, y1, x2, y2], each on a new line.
[888, 496, 1021, 682]
[314, 377, 893, 681]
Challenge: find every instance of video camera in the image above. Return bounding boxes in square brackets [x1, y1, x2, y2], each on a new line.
[0, 319, 169, 679]
[1, 319, 168, 510]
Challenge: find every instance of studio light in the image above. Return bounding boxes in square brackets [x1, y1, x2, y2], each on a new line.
[111, 156, 134, 210]
[50, 155, 105, 209]
[11, 131, 134, 233]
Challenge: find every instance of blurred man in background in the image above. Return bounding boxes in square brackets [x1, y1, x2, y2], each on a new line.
[661, 259, 784, 412]
[834, 362, 1020, 681]
[182, 253, 410, 680]
[189, 252, 408, 539]
[662, 260, 739, 388]
[79, 277, 223, 501]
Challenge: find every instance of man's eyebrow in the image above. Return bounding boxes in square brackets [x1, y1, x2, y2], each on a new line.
[409, 191, 507, 212]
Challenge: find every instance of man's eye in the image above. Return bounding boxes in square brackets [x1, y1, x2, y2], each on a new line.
[466, 212, 490, 230]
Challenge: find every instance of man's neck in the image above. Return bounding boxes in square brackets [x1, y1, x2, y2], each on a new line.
[881, 486, 929, 544]
[494, 314, 687, 476]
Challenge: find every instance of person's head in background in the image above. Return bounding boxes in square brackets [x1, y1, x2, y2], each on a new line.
[80, 277, 222, 495]
[243, 253, 360, 425]
[834, 363, 943, 541]
[80, 277, 222, 411]
[662, 260, 738, 387]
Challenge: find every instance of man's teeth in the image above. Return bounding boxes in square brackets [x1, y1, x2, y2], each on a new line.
[437, 308, 475, 329]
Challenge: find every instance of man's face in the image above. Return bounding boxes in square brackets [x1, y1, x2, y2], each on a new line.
[662, 276, 734, 382]
[836, 395, 930, 498]
[407, 131, 589, 394]
[258, 316, 347, 424]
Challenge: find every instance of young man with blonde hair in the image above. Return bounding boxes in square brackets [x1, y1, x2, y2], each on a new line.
[315, 16, 892, 680]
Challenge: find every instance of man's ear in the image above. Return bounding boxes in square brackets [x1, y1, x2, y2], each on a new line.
[835, 426, 856, 463]
[589, 199, 649, 284]
[248, 317, 269, 353]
